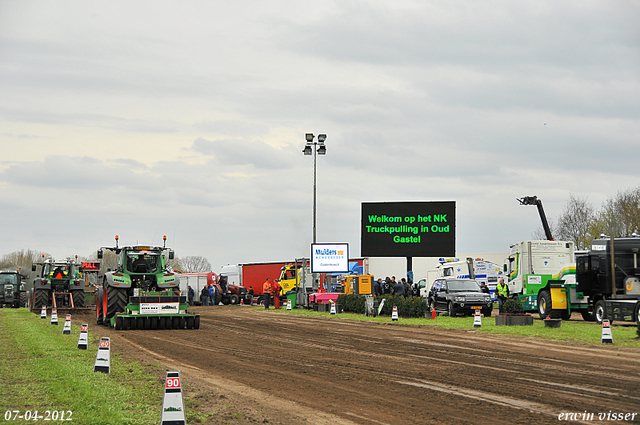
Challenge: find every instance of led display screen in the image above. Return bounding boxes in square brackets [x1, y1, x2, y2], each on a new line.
[361, 201, 455, 257]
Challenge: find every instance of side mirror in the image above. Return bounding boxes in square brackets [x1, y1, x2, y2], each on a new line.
[97, 250, 103, 259]
[32, 264, 36, 272]
[169, 251, 175, 260]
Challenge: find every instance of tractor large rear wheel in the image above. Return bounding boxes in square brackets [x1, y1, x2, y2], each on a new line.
[96, 287, 104, 325]
[19, 292, 27, 308]
[34, 289, 49, 308]
[106, 286, 127, 323]
[72, 290, 85, 308]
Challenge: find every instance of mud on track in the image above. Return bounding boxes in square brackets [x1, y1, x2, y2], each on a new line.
[74, 307, 640, 425]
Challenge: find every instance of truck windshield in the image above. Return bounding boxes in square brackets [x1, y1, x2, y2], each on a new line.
[447, 280, 481, 292]
[0, 274, 17, 285]
[127, 253, 159, 273]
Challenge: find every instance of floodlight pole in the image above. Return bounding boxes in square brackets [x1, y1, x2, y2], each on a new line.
[303, 133, 327, 245]
[313, 143, 317, 244]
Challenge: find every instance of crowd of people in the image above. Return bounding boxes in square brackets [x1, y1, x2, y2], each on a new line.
[371, 276, 421, 298]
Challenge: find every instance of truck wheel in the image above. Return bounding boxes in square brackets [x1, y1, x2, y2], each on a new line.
[143, 317, 151, 330]
[177, 317, 185, 329]
[580, 310, 595, 322]
[19, 292, 27, 308]
[448, 302, 455, 317]
[594, 300, 609, 325]
[165, 317, 173, 330]
[72, 291, 85, 308]
[559, 309, 571, 320]
[194, 315, 200, 329]
[35, 289, 49, 308]
[245, 295, 253, 305]
[150, 317, 158, 330]
[537, 290, 552, 319]
[186, 317, 194, 329]
[229, 294, 239, 305]
[158, 317, 166, 330]
[635, 303, 640, 326]
[172, 317, 180, 329]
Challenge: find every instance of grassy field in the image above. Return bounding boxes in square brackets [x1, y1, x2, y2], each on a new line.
[271, 306, 640, 348]
[0, 309, 167, 425]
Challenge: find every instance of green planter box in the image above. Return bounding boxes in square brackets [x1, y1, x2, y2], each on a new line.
[495, 314, 533, 326]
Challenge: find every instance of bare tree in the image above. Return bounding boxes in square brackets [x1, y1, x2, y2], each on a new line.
[531, 218, 558, 241]
[0, 249, 49, 277]
[174, 256, 212, 273]
[589, 187, 640, 240]
[555, 194, 595, 250]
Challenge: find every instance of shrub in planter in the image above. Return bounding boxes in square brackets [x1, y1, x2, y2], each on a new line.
[496, 298, 533, 326]
[503, 298, 524, 314]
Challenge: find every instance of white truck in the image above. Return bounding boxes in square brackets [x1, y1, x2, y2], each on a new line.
[416, 257, 505, 299]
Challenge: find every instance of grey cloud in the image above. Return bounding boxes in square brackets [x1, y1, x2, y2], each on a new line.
[190, 137, 297, 170]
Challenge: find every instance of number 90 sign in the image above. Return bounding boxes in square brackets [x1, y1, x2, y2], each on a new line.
[166, 377, 181, 389]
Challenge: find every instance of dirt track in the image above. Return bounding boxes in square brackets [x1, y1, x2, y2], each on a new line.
[74, 307, 640, 425]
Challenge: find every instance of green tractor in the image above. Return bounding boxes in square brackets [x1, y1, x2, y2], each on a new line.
[96, 235, 200, 330]
[0, 269, 28, 308]
[31, 256, 85, 310]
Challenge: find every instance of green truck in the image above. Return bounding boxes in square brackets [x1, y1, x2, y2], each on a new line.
[0, 269, 27, 308]
[505, 237, 640, 325]
[96, 235, 200, 330]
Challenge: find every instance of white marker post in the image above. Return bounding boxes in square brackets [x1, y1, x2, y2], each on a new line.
[50, 308, 58, 325]
[40, 306, 47, 319]
[161, 371, 186, 425]
[601, 319, 613, 344]
[77, 324, 88, 350]
[473, 310, 482, 328]
[63, 314, 72, 334]
[330, 302, 337, 315]
[286, 299, 292, 310]
[377, 298, 386, 316]
[391, 306, 399, 321]
[94, 337, 111, 373]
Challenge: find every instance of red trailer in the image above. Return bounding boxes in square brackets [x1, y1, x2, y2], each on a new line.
[220, 262, 287, 303]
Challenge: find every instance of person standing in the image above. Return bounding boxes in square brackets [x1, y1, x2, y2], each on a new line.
[200, 285, 209, 306]
[394, 279, 405, 297]
[188, 285, 195, 306]
[496, 278, 509, 313]
[209, 284, 216, 306]
[263, 278, 272, 309]
[272, 279, 282, 309]
[373, 278, 382, 296]
[480, 282, 491, 294]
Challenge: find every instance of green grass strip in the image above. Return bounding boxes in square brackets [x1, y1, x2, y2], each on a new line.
[272, 306, 640, 348]
[0, 309, 162, 424]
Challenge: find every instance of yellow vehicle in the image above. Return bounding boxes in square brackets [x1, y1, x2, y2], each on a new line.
[277, 261, 313, 293]
[343, 275, 373, 295]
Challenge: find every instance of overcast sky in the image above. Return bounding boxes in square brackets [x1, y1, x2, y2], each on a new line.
[1, 1, 639, 269]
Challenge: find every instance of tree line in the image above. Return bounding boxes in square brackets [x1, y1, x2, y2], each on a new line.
[533, 186, 640, 249]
